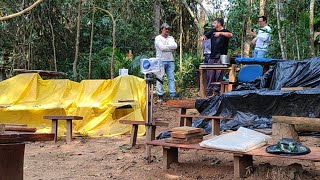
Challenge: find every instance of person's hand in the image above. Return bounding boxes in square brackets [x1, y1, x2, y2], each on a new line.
[250, 31, 257, 36]
[200, 35, 207, 41]
[251, 39, 256, 45]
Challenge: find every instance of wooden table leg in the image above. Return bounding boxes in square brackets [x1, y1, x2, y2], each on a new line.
[0, 143, 25, 180]
[233, 154, 253, 179]
[185, 117, 192, 126]
[163, 147, 178, 169]
[130, 124, 139, 147]
[51, 119, 58, 143]
[151, 126, 156, 140]
[66, 120, 73, 143]
[199, 69, 206, 98]
[212, 119, 220, 135]
[179, 108, 187, 127]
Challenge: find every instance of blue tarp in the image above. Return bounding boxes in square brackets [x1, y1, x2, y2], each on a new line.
[235, 57, 280, 64]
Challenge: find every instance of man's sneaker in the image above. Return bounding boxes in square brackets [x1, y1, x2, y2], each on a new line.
[157, 95, 164, 102]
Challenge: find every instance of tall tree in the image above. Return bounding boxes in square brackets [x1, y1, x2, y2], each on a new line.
[275, 0, 287, 59]
[73, 0, 82, 81]
[243, 0, 252, 57]
[153, 0, 161, 36]
[309, 0, 315, 57]
[259, 0, 266, 16]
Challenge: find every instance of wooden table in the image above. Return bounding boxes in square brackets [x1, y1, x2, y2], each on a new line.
[13, 69, 66, 78]
[0, 131, 54, 180]
[199, 64, 237, 98]
[43, 116, 83, 143]
[147, 139, 320, 179]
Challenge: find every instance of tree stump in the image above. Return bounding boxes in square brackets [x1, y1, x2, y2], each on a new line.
[272, 122, 300, 144]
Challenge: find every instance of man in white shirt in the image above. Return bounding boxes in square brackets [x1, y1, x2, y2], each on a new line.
[251, 16, 271, 58]
[155, 23, 178, 102]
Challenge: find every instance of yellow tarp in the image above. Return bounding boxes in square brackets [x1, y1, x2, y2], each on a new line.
[0, 73, 146, 136]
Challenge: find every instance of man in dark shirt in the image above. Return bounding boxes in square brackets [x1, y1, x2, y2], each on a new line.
[201, 18, 233, 95]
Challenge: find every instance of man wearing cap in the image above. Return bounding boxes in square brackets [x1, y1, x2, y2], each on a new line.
[154, 23, 178, 102]
[201, 18, 233, 96]
[251, 16, 271, 58]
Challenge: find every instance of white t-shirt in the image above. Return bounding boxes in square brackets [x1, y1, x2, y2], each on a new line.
[154, 35, 177, 61]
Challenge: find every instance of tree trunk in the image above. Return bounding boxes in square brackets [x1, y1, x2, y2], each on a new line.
[153, 0, 161, 36]
[73, 0, 82, 81]
[259, 0, 266, 16]
[179, 6, 183, 72]
[275, 0, 287, 59]
[198, 0, 206, 57]
[309, 0, 315, 57]
[95, 7, 116, 79]
[243, 0, 252, 57]
[49, 1, 57, 72]
[88, 7, 95, 79]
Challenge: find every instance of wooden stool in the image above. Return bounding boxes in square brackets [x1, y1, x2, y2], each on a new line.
[119, 120, 169, 147]
[43, 116, 83, 143]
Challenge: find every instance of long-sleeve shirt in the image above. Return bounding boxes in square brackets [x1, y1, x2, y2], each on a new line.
[155, 35, 177, 61]
[253, 25, 271, 51]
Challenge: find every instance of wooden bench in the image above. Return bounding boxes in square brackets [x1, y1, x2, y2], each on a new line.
[147, 139, 320, 179]
[179, 114, 233, 135]
[119, 120, 169, 147]
[43, 116, 83, 143]
[166, 99, 196, 126]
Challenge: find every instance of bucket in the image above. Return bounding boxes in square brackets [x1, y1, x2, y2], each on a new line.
[220, 55, 230, 64]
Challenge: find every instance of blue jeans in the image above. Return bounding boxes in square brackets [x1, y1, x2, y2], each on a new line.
[156, 61, 176, 97]
[253, 49, 267, 58]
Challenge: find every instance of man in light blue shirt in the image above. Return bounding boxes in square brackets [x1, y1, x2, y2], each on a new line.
[251, 16, 271, 58]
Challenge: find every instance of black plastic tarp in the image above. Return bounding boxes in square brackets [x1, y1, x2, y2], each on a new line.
[194, 57, 320, 133]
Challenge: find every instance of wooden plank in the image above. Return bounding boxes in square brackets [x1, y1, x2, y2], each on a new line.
[199, 69, 206, 98]
[280, 87, 311, 91]
[52, 119, 58, 143]
[179, 108, 187, 126]
[166, 99, 196, 109]
[272, 122, 300, 144]
[4, 126, 36, 132]
[0, 133, 55, 143]
[212, 119, 220, 135]
[43, 116, 83, 120]
[171, 126, 202, 134]
[119, 120, 168, 127]
[180, 114, 233, 120]
[13, 69, 66, 77]
[165, 136, 203, 144]
[147, 139, 320, 161]
[171, 131, 205, 139]
[1, 124, 27, 127]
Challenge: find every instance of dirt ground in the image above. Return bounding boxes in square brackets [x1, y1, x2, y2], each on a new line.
[24, 99, 320, 180]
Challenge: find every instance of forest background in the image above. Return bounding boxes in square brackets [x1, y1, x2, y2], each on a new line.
[1, 0, 319, 95]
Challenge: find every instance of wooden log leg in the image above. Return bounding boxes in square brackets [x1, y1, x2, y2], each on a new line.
[199, 69, 206, 98]
[51, 119, 58, 143]
[0, 143, 25, 180]
[212, 119, 220, 135]
[163, 147, 178, 169]
[233, 154, 253, 179]
[151, 125, 156, 140]
[272, 122, 300, 144]
[130, 124, 139, 147]
[144, 125, 153, 164]
[66, 120, 73, 143]
[185, 117, 192, 126]
[179, 108, 187, 127]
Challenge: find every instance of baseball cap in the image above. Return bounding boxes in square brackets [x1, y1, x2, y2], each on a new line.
[161, 23, 170, 29]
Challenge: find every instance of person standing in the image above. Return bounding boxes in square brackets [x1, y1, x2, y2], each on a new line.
[155, 23, 178, 102]
[202, 24, 211, 64]
[251, 16, 271, 58]
[201, 18, 233, 95]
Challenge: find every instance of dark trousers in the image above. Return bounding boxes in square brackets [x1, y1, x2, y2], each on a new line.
[206, 58, 223, 92]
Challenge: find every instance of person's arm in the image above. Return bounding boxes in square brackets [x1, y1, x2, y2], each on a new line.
[214, 31, 233, 38]
[256, 32, 270, 42]
[167, 36, 177, 50]
[155, 36, 172, 52]
[201, 30, 214, 41]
